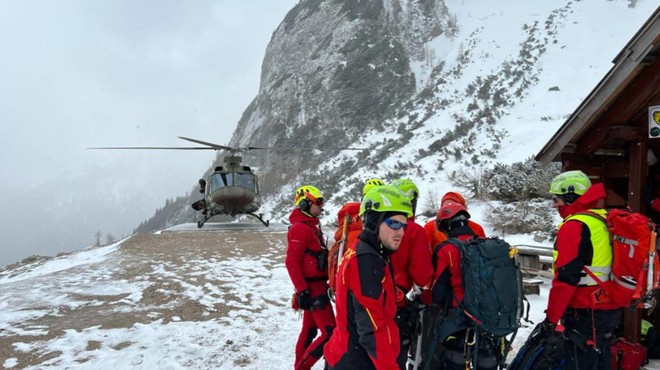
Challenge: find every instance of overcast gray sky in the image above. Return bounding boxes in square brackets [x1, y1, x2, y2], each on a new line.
[0, 0, 297, 198]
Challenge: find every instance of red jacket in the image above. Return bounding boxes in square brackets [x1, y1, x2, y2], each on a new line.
[391, 218, 433, 305]
[324, 230, 400, 370]
[424, 218, 486, 249]
[428, 233, 475, 306]
[546, 183, 620, 323]
[285, 208, 328, 296]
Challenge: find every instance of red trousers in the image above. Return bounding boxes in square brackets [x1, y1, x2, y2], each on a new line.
[295, 298, 335, 370]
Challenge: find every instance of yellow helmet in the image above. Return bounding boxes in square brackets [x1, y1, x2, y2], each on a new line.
[549, 170, 591, 196]
[294, 185, 324, 212]
[362, 178, 385, 196]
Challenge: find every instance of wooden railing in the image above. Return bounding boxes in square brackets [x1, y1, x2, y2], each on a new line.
[515, 244, 553, 294]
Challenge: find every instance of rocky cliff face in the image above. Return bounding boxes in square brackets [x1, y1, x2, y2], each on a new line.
[229, 0, 458, 191]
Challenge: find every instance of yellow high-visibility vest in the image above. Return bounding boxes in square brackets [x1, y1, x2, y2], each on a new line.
[553, 209, 612, 285]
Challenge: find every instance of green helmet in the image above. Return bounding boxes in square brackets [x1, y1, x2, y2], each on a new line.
[362, 178, 385, 196]
[360, 185, 413, 218]
[549, 170, 591, 196]
[390, 179, 419, 200]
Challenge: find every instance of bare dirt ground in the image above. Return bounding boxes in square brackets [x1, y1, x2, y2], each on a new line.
[0, 224, 290, 368]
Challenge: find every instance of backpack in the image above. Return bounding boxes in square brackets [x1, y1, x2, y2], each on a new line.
[327, 232, 347, 299]
[508, 321, 565, 370]
[327, 204, 360, 299]
[451, 237, 524, 337]
[426, 237, 524, 370]
[577, 209, 659, 308]
[611, 337, 647, 370]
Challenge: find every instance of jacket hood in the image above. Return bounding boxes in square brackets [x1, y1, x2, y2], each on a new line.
[289, 207, 320, 226]
[558, 182, 607, 219]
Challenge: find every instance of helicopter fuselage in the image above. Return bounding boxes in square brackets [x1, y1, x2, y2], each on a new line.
[208, 184, 260, 215]
[194, 166, 268, 227]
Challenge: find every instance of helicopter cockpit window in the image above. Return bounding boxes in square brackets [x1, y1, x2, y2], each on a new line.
[235, 173, 256, 191]
[211, 173, 230, 192]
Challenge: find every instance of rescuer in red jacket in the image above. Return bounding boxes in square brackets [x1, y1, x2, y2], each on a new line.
[428, 202, 500, 370]
[324, 185, 413, 370]
[543, 171, 621, 370]
[423, 191, 486, 249]
[285, 185, 336, 370]
[390, 179, 433, 369]
[429, 203, 476, 307]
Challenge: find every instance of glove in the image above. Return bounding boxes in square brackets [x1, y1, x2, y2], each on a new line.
[297, 290, 312, 310]
[291, 292, 300, 311]
[541, 317, 557, 335]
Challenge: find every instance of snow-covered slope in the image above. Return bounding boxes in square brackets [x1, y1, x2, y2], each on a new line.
[231, 0, 658, 223]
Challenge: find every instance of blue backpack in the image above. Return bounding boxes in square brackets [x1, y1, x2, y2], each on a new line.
[508, 322, 565, 370]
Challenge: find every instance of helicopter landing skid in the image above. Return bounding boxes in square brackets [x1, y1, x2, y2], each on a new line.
[196, 212, 269, 228]
[248, 213, 270, 227]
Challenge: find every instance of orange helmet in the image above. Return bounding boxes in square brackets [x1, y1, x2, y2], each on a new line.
[436, 202, 470, 223]
[441, 191, 466, 207]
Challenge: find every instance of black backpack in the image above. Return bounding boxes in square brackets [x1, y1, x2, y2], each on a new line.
[427, 237, 526, 369]
[457, 237, 524, 337]
[508, 322, 565, 370]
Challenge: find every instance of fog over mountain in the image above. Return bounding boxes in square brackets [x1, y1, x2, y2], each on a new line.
[0, 1, 296, 267]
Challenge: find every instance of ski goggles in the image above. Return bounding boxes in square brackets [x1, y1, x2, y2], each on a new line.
[305, 193, 325, 206]
[384, 218, 407, 231]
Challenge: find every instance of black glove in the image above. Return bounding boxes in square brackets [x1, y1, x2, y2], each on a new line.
[297, 290, 312, 310]
[540, 317, 558, 335]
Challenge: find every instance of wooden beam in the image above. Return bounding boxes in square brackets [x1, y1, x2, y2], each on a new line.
[609, 126, 642, 141]
[622, 139, 646, 343]
[560, 155, 630, 178]
[577, 123, 610, 156]
[628, 140, 646, 212]
[606, 59, 660, 121]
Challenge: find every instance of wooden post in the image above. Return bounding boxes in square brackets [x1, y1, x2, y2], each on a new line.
[623, 138, 646, 342]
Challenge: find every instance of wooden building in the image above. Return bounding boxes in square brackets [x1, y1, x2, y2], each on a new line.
[535, 7, 660, 341]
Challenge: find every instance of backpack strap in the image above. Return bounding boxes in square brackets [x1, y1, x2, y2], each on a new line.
[431, 240, 448, 268]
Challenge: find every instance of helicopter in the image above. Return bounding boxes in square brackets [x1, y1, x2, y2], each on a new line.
[90, 136, 368, 228]
[90, 136, 270, 228]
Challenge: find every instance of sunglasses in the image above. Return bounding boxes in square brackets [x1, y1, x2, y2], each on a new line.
[384, 218, 407, 231]
[551, 195, 562, 203]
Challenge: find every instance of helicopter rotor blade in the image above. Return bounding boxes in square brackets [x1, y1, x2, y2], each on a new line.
[247, 146, 369, 151]
[87, 146, 215, 150]
[178, 136, 238, 151]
